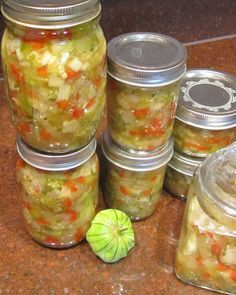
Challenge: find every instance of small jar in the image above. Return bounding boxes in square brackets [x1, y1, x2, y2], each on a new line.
[164, 151, 204, 200]
[175, 143, 236, 294]
[107, 33, 186, 151]
[173, 69, 236, 157]
[102, 131, 173, 221]
[16, 137, 99, 248]
[1, 0, 106, 153]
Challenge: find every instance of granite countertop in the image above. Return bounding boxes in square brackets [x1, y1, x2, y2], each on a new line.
[1, 1, 236, 294]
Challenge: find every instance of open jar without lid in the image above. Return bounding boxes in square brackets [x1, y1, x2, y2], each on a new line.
[2, 0, 106, 153]
[173, 69, 236, 157]
[164, 151, 204, 200]
[102, 131, 173, 221]
[107, 32, 186, 151]
[175, 143, 236, 294]
[16, 137, 99, 248]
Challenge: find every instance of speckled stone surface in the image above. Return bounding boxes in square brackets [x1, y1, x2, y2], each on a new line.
[2, 36, 236, 294]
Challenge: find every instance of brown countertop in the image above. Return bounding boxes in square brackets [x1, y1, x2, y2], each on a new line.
[1, 36, 236, 294]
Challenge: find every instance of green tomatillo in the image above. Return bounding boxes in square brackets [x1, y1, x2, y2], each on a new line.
[86, 209, 135, 263]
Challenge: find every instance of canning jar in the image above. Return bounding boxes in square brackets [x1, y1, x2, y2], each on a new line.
[102, 131, 173, 221]
[175, 143, 236, 294]
[164, 151, 204, 200]
[16, 137, 99, 249]
[1, 0, 106, 153]
[173, 69, 236, 157]
[107, 33, 186, 151]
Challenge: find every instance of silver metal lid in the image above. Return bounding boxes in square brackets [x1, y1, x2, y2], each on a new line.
[102, 131, 173, 171]
[2, 0, 101, 29]
[107, 33, 187, 87]
[16, 136, 97, 171]
[199, 143, 236, 219]
[176, 69, 236, 130]
[168, 151, 205, 176]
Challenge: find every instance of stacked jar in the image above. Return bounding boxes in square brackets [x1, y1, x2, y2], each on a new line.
[164, 69, 236, 200]
[102, 33, 187, 220]
[1, 0, 106, 248]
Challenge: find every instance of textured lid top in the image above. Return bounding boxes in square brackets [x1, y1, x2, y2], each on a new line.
[199, 143, 236, 219]
[168, 151, 205, 176]
[2, 0, 101, 28]
[107, 32, 187, 87]
[17, 137, 97, 171]
[176, 69, 236, 130]
[102, 131, 173, 171]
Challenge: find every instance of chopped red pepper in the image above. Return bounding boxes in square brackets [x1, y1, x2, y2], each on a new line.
[120, 186, 131, 196]
[64, 180, 78, 192]
[93, 77, 103, 87]
[10, 64, 24, 83]
[85, 98, 96, 109]
[76, 176, 86, 184]
[63, 198, 72, 208]
[118, 170, 125, 177]
[37, 65, 48, 77]
[230, 270, 236, 281]
[16, 158, 26, 169]
[75, 228, 84, 242]
[211, 242, 222, 255]
[40, 128, 51, 141]
[65, 209, 77, 222]
[28, 41, 45, 50]
[22, 201, 31, 209]
[69, 106, 85, 119]
[66, 68, 81, 79]
[57, 100, 69, 110]
[215, 262, 230, 271]
[36, 218, 49, 226]
[132, 107, 150, 119]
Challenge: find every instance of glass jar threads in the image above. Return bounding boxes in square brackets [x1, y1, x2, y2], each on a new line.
[102, 131, 173, 221]
[164, 151, 204, 200]
[107, 32, 186, 152]
[175, 143, 236, 294]
[1, 0, 106, 153]
[173, 69, 236, 157]
[16, 137, 99, 249]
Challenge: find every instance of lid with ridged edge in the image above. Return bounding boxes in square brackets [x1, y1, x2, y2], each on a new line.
[16, 136, 97, 171]
[102, 131, 173, 171]
[176, 69, 236, 130]
[2, 0, 101, 28]
[107, 32, 187, 87]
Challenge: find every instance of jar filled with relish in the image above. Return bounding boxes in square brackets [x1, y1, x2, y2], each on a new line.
[164, 151, 204, 200]
[16, 137, 99, 248]
[173, 69, 236, 157]
[107, 32, 186, 152]
[175, 143, 236, 294]
[102, 131, 173, 221]
[1, 0, 106, 153]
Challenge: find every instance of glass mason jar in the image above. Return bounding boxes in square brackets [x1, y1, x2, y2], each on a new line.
[175, 143, 236, 294]
[16, 137, 99, 249]
[102, 131, 173, 221]
[107, 33, 186, 152]
[173, 69, 236, 157]
[164, 151, 204, 200]
[1, 0, 106, 153]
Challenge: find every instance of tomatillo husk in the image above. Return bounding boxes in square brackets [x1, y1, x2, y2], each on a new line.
[86, 209, 135, 263]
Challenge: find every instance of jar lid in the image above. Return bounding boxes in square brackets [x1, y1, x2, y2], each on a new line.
[107, 32, 187, 87]
[2, 0, 101, 29]
[168, 151, 204, 176]
[102, 131, 173, 171]
[16, 136, 97, 171]
[176, 69, 236, 130]
[199, 143, 236, 220]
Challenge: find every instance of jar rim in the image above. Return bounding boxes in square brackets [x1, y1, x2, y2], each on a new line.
[16, 136, 97, 171]
[102, 131, 173, 171]
[2, 0, 101, 29]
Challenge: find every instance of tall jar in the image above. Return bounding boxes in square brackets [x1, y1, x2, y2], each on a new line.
[16, 137, 99, 249]
[164, 151, 204, 200]
[1, 0, 106, 153]
[175, 143, 236, 294]
[173, 69, 236, 157]
[107, 33, 186, 152]
[102, 131, 173, 221]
